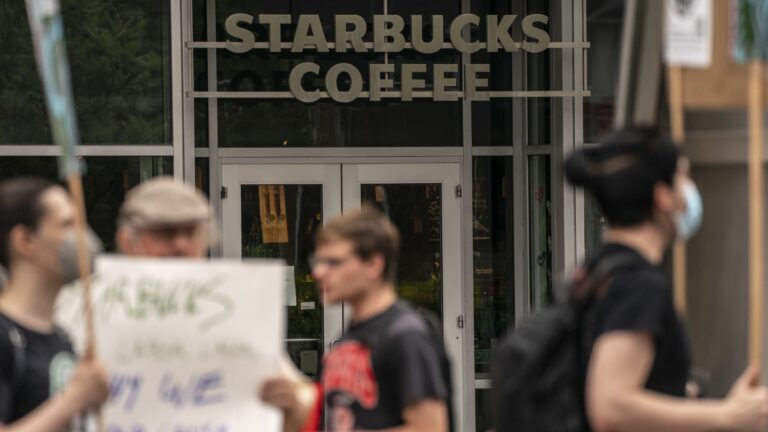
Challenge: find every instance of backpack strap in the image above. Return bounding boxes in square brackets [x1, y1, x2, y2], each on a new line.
[569, 250, 640, 306]
[569, 250, 640, 376]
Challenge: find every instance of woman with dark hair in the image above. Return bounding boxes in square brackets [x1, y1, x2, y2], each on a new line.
[568, 127, 768, 431]
[0, 178, 108, 431]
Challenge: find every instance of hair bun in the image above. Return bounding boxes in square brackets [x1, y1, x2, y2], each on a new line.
[564, 149, 596, 188]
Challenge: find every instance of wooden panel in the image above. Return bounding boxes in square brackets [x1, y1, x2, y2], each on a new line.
[681, 0, 766, 109]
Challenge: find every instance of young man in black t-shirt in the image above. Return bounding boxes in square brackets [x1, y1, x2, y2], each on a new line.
[0, 178, 109, 431]
[262, 207, 452, 432]
[563, 128, 768, 431]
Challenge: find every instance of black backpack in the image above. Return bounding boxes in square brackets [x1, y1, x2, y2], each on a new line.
[490, 252, 637, 432]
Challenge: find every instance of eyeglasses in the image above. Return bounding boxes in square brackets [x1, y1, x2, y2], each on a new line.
[308, 253, 354, 270]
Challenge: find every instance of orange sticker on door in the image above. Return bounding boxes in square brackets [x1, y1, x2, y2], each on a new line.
[259, 185, 289, 243]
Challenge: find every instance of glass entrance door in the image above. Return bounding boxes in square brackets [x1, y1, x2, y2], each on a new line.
[222, 163, 464, 425]
[343, 164, 464, 428]
[222, 164, 343, 379]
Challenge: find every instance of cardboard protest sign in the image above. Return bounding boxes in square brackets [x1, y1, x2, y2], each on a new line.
[670, 0, 768, 108]
[56, 257, 285, 432]
[259, 186, 289, 244]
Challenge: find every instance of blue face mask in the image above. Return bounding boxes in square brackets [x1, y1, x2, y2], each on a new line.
[675, 181, 703, 241]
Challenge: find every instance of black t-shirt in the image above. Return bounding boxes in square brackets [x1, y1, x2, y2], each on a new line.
[589, 243, 691, 396]
[0, 313, 79, 424]
[321, 301, 452, 431]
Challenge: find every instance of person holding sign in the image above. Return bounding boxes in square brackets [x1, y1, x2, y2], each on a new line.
[0, 178, 109, 431]
[262, 207, 453, 432]
[115, 177, 212, 258]
[565, 128, 768, 431]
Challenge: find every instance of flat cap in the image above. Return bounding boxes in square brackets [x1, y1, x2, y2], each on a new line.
[119, 177, 210, 229]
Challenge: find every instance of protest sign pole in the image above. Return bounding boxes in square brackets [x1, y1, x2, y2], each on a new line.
[667, 65, 688, 315]
[24, 0, 102, 428]
[24, 0, 98, 360]
[732, 0, 767, 369]
[66, 175, 98, 359]
[747, 59, 764, 367]
[663, 0, 714, 316]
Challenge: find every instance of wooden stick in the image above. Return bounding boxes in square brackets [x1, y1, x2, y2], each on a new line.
[747, 60, 764, 367]
[65, 175, 96, 357]
[65, 174, 104, 431]
[667, 65, 687, 316]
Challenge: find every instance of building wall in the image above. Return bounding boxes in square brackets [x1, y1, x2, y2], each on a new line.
[686, 110, 767, 397]
[688, 164, 749, 397]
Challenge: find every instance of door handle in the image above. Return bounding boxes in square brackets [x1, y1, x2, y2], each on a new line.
[330, 338, 342, 350]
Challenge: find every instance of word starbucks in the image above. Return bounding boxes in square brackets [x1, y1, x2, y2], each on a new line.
[225, 13, 551, 103]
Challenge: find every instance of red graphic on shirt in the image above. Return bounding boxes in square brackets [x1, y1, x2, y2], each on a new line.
[322, 341, 379, 409]
[331, 405, 355, 432]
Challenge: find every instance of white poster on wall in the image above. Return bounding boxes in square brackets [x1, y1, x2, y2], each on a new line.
[664, 0, 713, 67]
[56, 256, 285, 432]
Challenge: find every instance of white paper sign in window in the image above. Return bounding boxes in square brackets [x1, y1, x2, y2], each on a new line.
[664, 0, 713, 67]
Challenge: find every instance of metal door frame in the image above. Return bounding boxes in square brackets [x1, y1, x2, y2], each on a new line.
[221, 164, 345, 356]
[342, 163, 465, 429]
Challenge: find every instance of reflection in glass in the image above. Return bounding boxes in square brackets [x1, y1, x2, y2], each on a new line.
[529, 156, 553, 309]
[389, 0, 461, 38]
[193, 0, 207, 41]
[214, 0, 383, 43]
[194, 40, 209, 148]
[470, 49, 518, 147]
[585, 191, 607, 260]
[219, 99, 462, 147]
[525, 0, 552, 146]
[475, 389, 493, 432]
[195, 158, 210, 197]
[216, 50, 381, 93]
[472, 100, 514, 147]
[361, 184, 443, 319]
[0, 156, 171, 251]
[0, 1, 172, 145]
[240, 184, 324, 377]
[473, 157, 514, 376]
[213, 44, 462, 147]
[526, 51, 552, 146]
[199, 0, 466, 148]
[584, 0, 625, 142]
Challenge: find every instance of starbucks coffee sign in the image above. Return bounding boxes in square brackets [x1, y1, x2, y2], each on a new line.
[225, 14, 551, 103]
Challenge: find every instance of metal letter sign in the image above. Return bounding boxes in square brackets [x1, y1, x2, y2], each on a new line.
[216, 13, 589, 103]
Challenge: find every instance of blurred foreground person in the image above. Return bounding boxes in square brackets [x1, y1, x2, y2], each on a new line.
[261, 207, 453, 432]
[569, 128, 768, 431]
[0, 178, 109, 430]
[116, 177, 211, 258]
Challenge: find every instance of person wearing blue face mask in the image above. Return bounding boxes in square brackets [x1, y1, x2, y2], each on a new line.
[565, 127, 768, 432]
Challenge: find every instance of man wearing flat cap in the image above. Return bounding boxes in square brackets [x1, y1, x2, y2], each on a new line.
[116, 177, 212, 258]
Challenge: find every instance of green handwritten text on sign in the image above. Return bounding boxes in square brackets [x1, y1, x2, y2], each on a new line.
[56, 256, 285, 431]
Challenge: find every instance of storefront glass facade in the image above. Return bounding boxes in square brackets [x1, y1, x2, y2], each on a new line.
[0, 1, 603, 430]
[583, 0, 624, 259]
